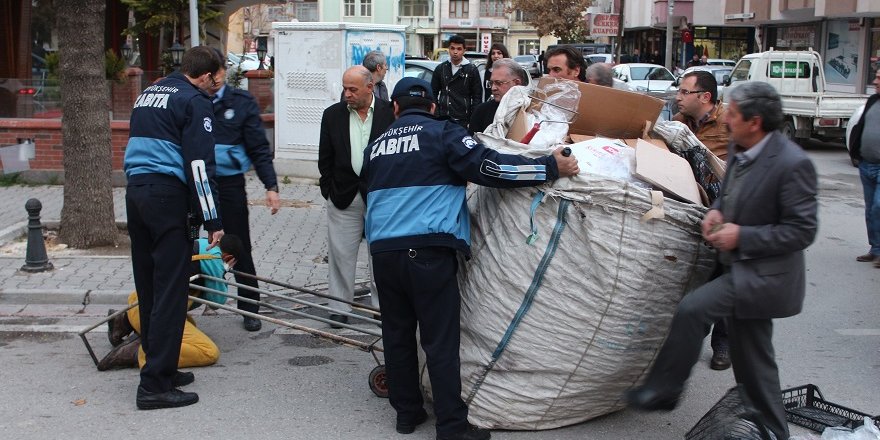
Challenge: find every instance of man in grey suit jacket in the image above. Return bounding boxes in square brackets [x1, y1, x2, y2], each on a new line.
[318, 66, 395, 327]
[626, 81, 819, 440]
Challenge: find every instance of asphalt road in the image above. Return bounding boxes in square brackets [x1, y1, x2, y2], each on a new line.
[0, 142, 877, 440]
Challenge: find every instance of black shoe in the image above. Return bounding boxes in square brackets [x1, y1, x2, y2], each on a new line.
[136, 386, 198, 410]
[624, 385, 680, 411]
[173, 371, 195, 387]
[107, 309, 134, 347]
[436, 424, 490, 440]
[243, 316, 262, 332]
[710, 347, 731, 370]
[328, 314, 348, 329]
[396, 408, 428, 434]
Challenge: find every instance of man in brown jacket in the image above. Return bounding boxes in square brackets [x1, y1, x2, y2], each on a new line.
[673, 70, 730, 160]
[672, 69, 732, 371]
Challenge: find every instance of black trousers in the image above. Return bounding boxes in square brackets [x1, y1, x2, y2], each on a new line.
[644, 273, 789, 440]
[126, 178, 191, 393]
[217, 174, 260, 314]
[373, 247, 468, 437]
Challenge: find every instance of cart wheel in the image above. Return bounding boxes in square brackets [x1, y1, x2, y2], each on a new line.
[369, 365, 388, 398]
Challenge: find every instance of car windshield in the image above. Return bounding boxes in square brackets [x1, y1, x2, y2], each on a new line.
[730, 60, 751, 83]
[710, 69, 732, 83]
[630, 67, 674, 81]
[514, 56, 533, 62]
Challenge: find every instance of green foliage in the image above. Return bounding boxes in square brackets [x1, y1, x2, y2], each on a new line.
[228, 65, 244, 88]
[45, 52, 60, 80]
[0, 173, 23, 187]
[105, 49, 127, 83]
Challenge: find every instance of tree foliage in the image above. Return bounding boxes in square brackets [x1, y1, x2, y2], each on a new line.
[510, 0, 591, 43]
[120, 0, 225, 40]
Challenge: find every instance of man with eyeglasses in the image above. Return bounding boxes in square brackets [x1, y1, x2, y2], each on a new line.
[124, 45, 225, 409]
[469, 59, 528, 134]
[673, 70, 730, 160]
[672, 70, 733, 371]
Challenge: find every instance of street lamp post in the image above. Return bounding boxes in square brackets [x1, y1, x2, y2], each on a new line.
[121, 42, 132, 66]
[256, 36, 268, 70]
[166, 41, 185, 69]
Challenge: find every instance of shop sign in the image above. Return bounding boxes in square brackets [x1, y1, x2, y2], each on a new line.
[776, 25, 814, 48]
[589, 14, 619, 37]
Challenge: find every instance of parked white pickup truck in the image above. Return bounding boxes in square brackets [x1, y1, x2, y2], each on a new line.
[722, 49, 869, 142]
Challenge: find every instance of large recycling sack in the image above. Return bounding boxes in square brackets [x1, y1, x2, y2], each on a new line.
[416, 125, 716, 430]
[455, 178, 715, 430]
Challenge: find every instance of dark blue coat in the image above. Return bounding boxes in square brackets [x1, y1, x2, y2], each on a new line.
[362, 109, 560, 257]
[211, 85, 277, 190]
[124, 72, 221, 231]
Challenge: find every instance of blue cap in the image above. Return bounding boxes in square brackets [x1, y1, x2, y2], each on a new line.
[391, 77, 433, 101]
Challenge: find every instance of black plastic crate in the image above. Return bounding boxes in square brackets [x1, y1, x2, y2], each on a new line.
[782, 384, 879, 433]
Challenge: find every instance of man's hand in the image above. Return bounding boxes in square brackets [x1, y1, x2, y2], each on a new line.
[552, 146, 580, 177]
[701, 209, 724, 240]
[705, 222, 740, 252]
[206, 229, 225, 250]
[266, 190, 280, 215]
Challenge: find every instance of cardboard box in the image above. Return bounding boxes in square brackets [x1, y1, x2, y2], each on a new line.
[633, 139, 703, 205]
[507, 78, 665, 142]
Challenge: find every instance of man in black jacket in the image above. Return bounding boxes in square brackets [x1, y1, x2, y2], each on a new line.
[318, 66, 395, 327]
[469, 59, 527, 134]
[431, 35, 482, 129]
[849, 69, 880, 266]
[208, 50, 279, 332]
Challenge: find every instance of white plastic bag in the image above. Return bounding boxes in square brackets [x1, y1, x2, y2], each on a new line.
[822, 418, 880, 440]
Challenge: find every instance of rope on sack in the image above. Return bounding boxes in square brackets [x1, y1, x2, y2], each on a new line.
[464, 195, 571, 406]
[640, 190, 666, 222]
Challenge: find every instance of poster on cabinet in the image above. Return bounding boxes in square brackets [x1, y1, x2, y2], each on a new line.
[824, 19, 860, 86]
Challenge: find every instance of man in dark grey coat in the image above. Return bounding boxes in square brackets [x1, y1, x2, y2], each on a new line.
[625, 81, 819, 440]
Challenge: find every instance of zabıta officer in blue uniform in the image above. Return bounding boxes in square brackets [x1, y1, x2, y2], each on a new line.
[124, 46, 224, 410]
[361, 78, 580, 440]
[207, 49, 280, 332]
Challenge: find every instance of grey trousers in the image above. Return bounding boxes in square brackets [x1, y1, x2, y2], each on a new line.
[645, 272, 789, 440]
[326, 194, 377, 314]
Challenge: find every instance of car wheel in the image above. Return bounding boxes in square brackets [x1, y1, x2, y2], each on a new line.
[782, 120, 800, 144]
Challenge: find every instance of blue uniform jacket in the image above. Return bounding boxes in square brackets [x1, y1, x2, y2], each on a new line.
[211, 86, 277, 189]
[362, 109, 560, 257]
[124, 72, 222, 231]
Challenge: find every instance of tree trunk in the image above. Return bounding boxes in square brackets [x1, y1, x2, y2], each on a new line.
[56, 0, 117, 248]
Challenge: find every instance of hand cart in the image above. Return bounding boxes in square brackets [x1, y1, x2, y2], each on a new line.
[78, 269, 388, 398]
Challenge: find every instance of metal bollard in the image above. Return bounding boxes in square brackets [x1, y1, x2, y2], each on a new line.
[20, 198, 53, 273]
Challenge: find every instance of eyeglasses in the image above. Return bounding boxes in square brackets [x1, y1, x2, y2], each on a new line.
[677, 88, 707, 96]
[487, 79, 514, 88]
[208, 74, 218, 87]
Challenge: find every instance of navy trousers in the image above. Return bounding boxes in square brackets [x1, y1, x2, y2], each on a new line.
[372, 247, 468, 437]
[217, 174, 260, 314]
[126, 177, 191, 393]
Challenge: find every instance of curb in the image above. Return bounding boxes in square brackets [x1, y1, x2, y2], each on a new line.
[0, 289, 130, 305]
[0, 220, 26, 246]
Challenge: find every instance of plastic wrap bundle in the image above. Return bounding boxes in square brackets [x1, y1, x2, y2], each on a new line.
[419, 129, 716, 431]
[652, 120, 727, 203]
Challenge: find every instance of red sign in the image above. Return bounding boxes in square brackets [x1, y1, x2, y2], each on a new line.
[589, 14, 620, 37]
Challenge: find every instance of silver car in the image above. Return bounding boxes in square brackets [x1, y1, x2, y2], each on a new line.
[514, 55, 542, 78]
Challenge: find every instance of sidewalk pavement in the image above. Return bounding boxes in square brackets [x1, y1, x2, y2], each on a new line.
[0, 175, 374, 313]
